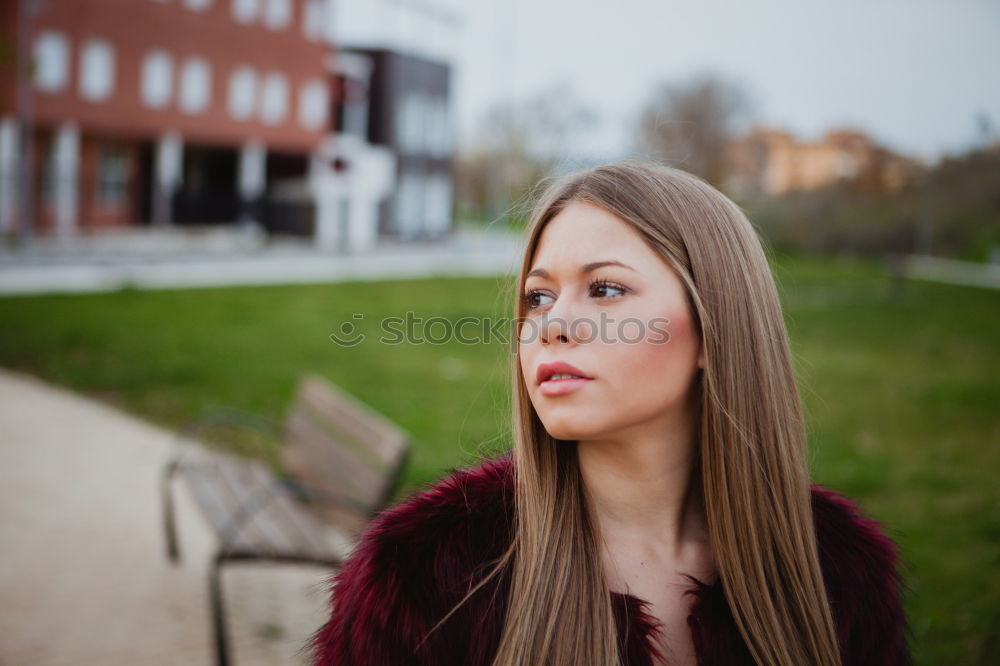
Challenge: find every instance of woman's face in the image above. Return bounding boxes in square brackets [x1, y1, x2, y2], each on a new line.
[518, 200, 704, 442]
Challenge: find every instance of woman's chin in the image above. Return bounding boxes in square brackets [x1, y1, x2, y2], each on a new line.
[541, 421, 594, 442]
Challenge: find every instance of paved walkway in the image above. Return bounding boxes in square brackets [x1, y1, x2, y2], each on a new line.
[901, 253, 1000, 290]
[0, 227, 525, 295]
[0, 368, 333, 665]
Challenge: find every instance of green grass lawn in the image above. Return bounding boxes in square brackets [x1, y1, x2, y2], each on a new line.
[0, 254, 996, 664]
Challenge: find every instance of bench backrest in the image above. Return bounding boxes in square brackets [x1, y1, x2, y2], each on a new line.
[281, 374, 410, 534]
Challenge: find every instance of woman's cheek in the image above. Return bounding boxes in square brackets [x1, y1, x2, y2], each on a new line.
[645, 315, 673, 346]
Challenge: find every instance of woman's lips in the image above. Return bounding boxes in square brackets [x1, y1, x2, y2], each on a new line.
[535, 361, 593, 396]
[538, 376, 593, 396]
[536, 361, 592, 384]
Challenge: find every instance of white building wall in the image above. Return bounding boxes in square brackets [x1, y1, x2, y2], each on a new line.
[310, 134, 395, 252]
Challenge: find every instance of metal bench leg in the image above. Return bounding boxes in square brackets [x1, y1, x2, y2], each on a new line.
[209, 554, 232, 666]
[161, 459, 181, 563]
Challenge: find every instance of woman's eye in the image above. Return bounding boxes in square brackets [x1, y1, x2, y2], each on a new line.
[590, 280, 627, 299]
[523, 281, 627, 310]
[522, 291, 554, 310]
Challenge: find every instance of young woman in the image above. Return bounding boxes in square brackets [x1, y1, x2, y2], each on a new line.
[310, 161, 910, 665]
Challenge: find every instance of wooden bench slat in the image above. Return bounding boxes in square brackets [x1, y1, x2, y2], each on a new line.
[181, 455, 344, 562]
[294, 376, 408, 466]
[243, 480, 339, 561]
[182, 464, 260, 554]
[212, 459, 312, 556]
[283, 408, 386, 508]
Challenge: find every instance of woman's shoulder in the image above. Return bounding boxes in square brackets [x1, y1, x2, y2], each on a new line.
[310, 453, 516, 664]
[344, 449, 515, 581]
[360, 452, 515, 560]
[809, 484, 911, 664]
[809, 484, 903, 590]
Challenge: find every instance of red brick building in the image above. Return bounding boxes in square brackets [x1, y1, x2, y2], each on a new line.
[0, 0, 333, 235]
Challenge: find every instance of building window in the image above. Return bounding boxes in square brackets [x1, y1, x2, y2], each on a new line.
[79, 39, 115, 102]
[34, 30, 69, 93]
[96, 143, 129, 207]
[179, 57, 211, 114]
[297, 79, 327, 131]
[183, 0, 213, 11]
[231, 0, 258, 23]
[395, 94, 451, 156]
[228, 66, 258, 121]
[259, 71, 288, 125]
[395, 173, 424, 237]
[263, 0, 291, 30]
[425, 174, 452, 234]
[140, 50, 173, 109]
[397, 94, 426, 154]
[302, 0, 324, 41]
[428, 98, 451, 157]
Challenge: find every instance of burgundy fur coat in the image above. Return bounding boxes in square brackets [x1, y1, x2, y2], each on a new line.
[310, 453, 910, 665]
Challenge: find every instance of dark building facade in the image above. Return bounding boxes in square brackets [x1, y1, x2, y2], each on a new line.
[343, 48, 452, 240]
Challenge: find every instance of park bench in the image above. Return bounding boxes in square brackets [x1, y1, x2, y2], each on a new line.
[160, 373, 411, 666]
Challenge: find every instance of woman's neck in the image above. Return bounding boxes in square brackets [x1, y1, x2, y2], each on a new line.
[576, 414, 708, 557]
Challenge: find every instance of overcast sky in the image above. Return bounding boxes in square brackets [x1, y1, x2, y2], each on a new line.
[446, 0, 1000, 162]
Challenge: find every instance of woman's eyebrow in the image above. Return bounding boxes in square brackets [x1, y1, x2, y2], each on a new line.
[526, 260, 636, 279]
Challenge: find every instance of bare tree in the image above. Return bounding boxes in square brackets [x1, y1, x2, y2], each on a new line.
[456, 83, 598, 224]
[637, 72, 752, 186]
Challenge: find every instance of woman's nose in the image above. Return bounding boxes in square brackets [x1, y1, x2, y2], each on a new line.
[540, 295, 591, 346]
[540, 313, 570, 345]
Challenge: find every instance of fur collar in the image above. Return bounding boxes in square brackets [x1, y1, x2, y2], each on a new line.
[311, 453, 910, 665]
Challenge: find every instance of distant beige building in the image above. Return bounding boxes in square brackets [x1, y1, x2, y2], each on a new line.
[724, 127, 923, 197]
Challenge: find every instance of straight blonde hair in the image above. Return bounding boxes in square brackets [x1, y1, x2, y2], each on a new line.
[435, 160, 842, 665]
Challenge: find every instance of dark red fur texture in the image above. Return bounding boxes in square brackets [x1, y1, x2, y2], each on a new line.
[310, 454, 910, 665]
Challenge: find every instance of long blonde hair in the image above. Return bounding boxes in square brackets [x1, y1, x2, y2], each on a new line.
[440, 160, 842, 665]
